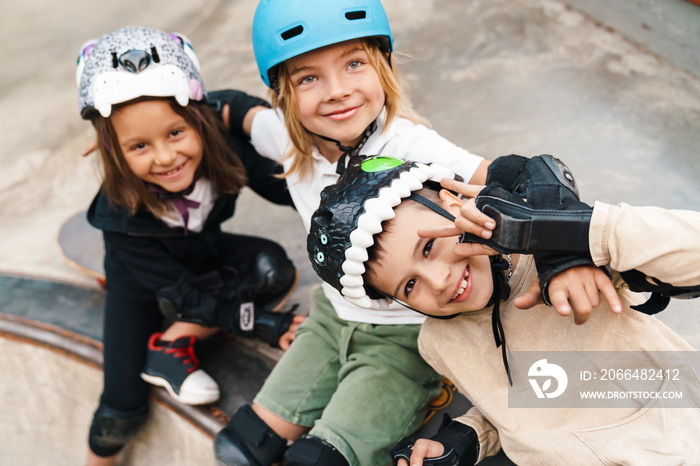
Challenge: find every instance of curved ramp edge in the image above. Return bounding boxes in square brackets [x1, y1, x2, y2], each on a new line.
[0, 313, 224, 465]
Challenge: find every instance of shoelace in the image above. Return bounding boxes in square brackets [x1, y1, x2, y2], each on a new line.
[315, 120, 378, 175]
[165, 337, 200, 374]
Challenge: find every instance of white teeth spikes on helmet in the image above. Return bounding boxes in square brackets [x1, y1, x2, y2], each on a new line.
[252, 0, 393, 89]
[307, 155, 459, 309]
[76, 26, 206, 119]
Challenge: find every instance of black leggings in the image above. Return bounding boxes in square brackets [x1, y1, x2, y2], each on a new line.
[90, 233, 290, 456]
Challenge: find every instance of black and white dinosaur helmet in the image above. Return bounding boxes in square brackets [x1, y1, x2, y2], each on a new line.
[76, 26, 205, 119]
[308, 155, 458, 309]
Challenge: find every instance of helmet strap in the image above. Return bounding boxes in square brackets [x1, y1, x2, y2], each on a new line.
[407, 190, 514, 385]
[313, 120, 378, 175]
[489, 255, 513, 386]
[407, 192, 456, 223]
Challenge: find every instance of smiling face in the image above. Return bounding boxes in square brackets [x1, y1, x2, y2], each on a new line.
[367, 194, 495, 317]
[284, 39, 385, 159]
[110, 99, 203, 192]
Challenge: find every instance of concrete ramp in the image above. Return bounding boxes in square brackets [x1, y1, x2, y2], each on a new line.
[0, 314, 223, 466]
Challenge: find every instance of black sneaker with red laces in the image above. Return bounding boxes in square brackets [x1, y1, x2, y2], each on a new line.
[140, 332, 220, 405]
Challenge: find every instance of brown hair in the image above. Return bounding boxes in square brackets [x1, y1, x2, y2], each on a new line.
[92, 98, 247, 217]
[271, 38, 429, 181]
[365, 186, 443, 293]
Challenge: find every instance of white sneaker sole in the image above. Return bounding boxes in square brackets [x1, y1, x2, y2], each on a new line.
[140, 372, 220, 405]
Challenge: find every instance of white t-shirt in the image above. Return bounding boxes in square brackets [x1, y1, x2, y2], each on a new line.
[251, 108, 484, 324]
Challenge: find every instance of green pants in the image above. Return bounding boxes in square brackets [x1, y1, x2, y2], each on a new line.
[254, 286, 442, 465]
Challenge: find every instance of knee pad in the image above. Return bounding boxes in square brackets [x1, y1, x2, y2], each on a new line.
[251, 251, 297, 310]
[284, 435, 349, 466]
[88, 403, 148, 456]
[214, 405, 287, 466]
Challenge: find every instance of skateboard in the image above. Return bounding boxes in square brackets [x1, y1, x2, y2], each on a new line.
[414, 378, 516, 464]
[58, 211, 106, 287]
[414, 377, 472, 438]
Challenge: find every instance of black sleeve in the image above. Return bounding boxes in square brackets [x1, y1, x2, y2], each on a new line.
[227, 131, 295, 208]
[206, 89, 270, 140]
[104, 231, 196, 295]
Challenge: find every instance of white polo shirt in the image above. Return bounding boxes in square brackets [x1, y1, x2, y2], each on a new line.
[251, 108, 484, 324]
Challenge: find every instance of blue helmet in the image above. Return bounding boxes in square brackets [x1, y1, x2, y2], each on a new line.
[252, 0, 394, 88]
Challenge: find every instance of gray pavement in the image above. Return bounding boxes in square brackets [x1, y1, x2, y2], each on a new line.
[1, 0, 700, 463]
[0, 307, 221, 466]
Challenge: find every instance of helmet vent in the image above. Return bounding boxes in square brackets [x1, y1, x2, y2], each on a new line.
[111, 52, 118, 69]
[281, 25, 304, 41]
[345, 10, 367, 20]
[151, 46, 160, 63]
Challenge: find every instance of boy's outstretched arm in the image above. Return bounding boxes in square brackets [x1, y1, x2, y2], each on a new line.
[419, 176, 622, 324]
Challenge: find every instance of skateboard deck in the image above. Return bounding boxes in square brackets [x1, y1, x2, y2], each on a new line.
[414, 377, 471, 438]
[58, 211, 106, 286]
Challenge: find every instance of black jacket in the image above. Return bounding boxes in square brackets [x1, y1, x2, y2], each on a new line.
[88, 134, 292, 303]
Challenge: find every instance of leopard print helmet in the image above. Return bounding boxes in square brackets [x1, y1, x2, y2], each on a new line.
[76, 26, 205, 119]
[308, 155, 458, 309]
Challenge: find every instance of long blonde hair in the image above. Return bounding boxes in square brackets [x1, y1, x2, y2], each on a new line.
[271, 38, 429, 180]
[93, 98, 247, 217]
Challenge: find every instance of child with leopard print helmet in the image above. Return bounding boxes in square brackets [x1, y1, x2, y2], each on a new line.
[76, 26, 302, 466]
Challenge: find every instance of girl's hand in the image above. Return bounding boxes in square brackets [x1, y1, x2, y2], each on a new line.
[81, 139, 97, 157]
[278, 314, 307, 350]
[514, 267, 622, 324]
[221, 102, 230, 128]
[395, 439, 446, 466]
[418, 179, 494, 242]
[221, 101, 267, 138]
[417, 178, 498, 257]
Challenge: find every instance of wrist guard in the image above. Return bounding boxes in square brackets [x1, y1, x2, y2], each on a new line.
[156, 270, 225, 327]
[252, 308, 297, 348]
[468, 186, 595, 305]
[465, 155, 596, 305]
[390, 418, 479, 466]
[156, 269, 297, 346]
[206, 89, 270, 139]
[535, 253, 597, 306]
[486, 154, 579, 200]
[462, 154, 592, 254]
[463, 184, 593, 254]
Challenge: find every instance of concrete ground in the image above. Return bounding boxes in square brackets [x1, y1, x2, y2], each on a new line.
[1, 0, 700, 464]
